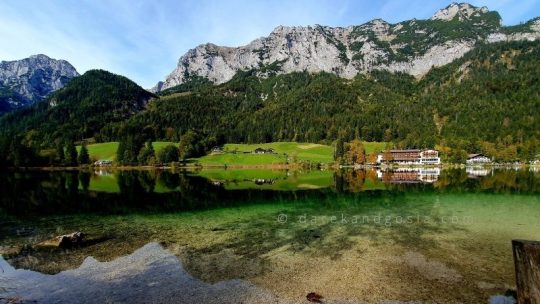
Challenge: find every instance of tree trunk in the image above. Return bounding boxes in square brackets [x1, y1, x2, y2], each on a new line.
[512, 240, 540, 304]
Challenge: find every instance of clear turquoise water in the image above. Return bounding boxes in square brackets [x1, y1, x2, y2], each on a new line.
[0, 168, 538, 303]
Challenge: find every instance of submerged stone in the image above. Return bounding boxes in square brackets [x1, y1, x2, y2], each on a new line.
[36, 232, 86, 249]
[306, 292, 323, 303]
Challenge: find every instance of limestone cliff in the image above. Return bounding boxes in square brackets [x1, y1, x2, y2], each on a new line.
[153, 3, 540, 91]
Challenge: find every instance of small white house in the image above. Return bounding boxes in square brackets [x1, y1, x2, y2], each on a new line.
[94, 160, 113, 166]
[210, 146, 223, 154]
[419, 150, 441, 165]
[466, 154, 492, 165]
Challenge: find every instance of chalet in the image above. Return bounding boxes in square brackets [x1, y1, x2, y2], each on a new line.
[253, 148, 275, 154]
[253, 178, 275, 185]
[419, 150, 440, 164]
[93, 160, 113, 166]
[466, 154, 492, 165]
[377, 149, 440, 165]
[211, 146, 223, 154]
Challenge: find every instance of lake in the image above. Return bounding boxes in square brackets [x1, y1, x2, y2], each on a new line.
[0, 167, 539, 303]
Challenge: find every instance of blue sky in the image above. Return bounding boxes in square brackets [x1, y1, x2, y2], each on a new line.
[1, 0, 539, 88]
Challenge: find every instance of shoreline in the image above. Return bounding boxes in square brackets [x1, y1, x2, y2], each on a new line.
[5, 163, 539, 171]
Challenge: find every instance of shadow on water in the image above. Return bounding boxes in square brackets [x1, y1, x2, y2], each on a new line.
[175, 189, 466, 283]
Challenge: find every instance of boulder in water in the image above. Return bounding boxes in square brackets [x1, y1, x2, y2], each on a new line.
[36, 232, 86, 249]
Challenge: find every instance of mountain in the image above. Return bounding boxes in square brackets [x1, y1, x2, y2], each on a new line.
[0, 70, 155, 144]
[129, 39, 540, 162]
[0, 54, 79, 113]
[1, 3, 539, 164]
[153, 3, 540, 92]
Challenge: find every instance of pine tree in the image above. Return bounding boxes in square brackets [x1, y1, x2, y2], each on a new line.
[334, 138, 345, 161]
[116, 140, 126, 164]
[157, 145, 179, 164]
[137, 141, 156, 165]
[78, 142, 90, 164]
[56, 142, 65, 164]
[146, 141, 155, 156]
[117, 137, 143, 165]
[178, 130, 200, 160]
[65, 142, 78, 166]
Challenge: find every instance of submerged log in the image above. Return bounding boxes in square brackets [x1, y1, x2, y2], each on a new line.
[512, 240, 540, 304]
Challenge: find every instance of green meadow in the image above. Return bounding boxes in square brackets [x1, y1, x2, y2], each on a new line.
[80, 141, 387, 165]
[78, 142, 178, 161]
[195, 141, 387, 166]
[362, 141, 388, 155]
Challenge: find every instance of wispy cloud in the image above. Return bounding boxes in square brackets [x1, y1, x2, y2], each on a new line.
[0, 0, 539, 88]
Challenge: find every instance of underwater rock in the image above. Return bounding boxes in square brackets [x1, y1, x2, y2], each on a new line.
[0, 245, 22, 258]
[302, 229, 322, 241]
[36, 232, 86, 249]
[306, 292, 323, 303]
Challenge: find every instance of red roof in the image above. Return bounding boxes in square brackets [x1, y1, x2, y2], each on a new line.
[388, 149, 421, 153]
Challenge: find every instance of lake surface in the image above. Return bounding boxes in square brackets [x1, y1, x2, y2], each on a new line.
[0, 167, 539, 303]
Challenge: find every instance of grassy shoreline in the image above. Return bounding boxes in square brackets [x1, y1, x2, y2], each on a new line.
[16, 141, 536, 170]
[7, 163, 538, 172]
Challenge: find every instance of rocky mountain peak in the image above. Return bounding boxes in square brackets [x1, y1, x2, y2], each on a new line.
[0, 54, 79, 113]
[532, 18, 540, 31]
[152, 3, 539, 92]
[431, 2, 489, 21]
[29, 54, 51, 60]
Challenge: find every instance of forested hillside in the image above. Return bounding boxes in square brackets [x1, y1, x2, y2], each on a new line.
[0, 70, 155, 144]
[0, 41, 539, 165]
[105, 41, 539, 161]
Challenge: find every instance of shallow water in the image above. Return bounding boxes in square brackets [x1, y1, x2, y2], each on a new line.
[0, 168, 539, 303]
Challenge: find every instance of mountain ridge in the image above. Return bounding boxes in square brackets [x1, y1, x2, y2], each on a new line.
[152, 2, 540, 92]
[1, 40, 539, 163]
[0, 69, 155, 144]
[0, 54, 79, 113]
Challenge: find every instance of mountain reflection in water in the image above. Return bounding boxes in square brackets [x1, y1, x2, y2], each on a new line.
[0, 168, 538, 217]
[0, 242, 281, 304]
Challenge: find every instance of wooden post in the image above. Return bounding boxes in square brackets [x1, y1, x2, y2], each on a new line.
[512, 240, 540, 304]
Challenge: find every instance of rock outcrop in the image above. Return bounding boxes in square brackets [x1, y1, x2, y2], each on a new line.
[0, 54, 79, 112]
[153, 3, 540, 91]
[431, 2, 489, 21]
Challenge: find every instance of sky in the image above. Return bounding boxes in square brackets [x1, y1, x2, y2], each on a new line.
[1, 0, 540, 88]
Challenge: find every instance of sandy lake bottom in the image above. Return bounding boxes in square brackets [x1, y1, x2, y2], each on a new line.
[1, 168, 538, 303]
